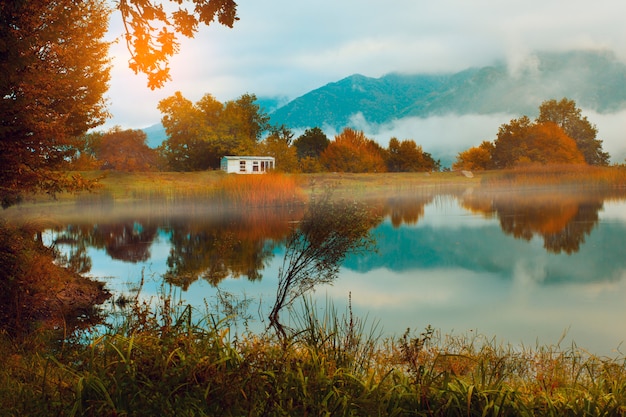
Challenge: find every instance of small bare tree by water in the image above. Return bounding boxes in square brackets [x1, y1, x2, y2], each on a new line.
[269, 191, 379, 339]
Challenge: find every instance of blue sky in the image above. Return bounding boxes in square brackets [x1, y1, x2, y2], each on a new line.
[102, 0, 626, 161]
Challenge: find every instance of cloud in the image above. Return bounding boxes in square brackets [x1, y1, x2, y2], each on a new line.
[103, 0, 626, 130]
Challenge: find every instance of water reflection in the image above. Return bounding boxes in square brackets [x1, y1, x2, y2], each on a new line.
[48, 204, 305, 289]
[458, 189, 615, 254]
[6, 187, 626, 354]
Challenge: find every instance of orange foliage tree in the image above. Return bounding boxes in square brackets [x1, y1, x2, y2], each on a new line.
[387, 138, 439, 172]
[491, 117, 586, 168]
[453, 141, 495, 171]
[97, 127, 158, 171]
[320, 128, 387, 173]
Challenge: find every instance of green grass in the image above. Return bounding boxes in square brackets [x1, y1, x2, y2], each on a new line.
[2, 294, 626, 416]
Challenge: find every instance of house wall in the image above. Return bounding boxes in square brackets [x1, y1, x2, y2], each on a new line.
[220, 157, 275, 174]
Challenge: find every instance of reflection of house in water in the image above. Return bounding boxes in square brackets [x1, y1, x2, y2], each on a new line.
[220, 156, 275, 174]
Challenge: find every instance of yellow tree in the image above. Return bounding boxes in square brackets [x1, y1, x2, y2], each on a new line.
[453, 141, 495, 171]
[320, 128, 387, 173]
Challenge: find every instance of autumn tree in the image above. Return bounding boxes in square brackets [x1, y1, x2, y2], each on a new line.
[320, 128, 387, 173]
[158, 92, 209, 170]
[221, 93, 271, 154]
[97, 127, 158, 171]
[158, 92, 270, 170]
[256, 126, 299, 172]
[453, 141, 495, 171]
[491, 116, 585, 168]
[118, 0, 238, 89]
[537, 98, 610, 165]
[0, 0, 111, 208]
[387, 138, 439, 172]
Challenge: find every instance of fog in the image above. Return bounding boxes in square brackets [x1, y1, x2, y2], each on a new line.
[327, 109, 626, 168]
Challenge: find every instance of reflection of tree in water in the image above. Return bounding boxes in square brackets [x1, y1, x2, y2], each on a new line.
[95, 222, 159, 263]
[383, 195, 434, 227]
[269, 194, 380, 339]
[461, 191, 604, 254]
[52, 221, 159, 267]
[164, 207, 303, 290]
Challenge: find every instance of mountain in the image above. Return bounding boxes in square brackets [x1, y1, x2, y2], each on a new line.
[269, 50, 626, 130]
[142, 123, 167, 148]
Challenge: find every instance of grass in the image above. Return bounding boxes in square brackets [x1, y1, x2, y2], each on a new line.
[2, 293, 626, 416]
[3, 166, 626, 415]
[482, 164, 626, 189]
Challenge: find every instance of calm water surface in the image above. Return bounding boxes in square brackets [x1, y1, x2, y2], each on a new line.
[30, 187, 626, 356]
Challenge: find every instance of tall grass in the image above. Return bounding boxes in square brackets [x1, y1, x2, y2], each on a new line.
[213, 172, 306, 207]
[2, 291, 626, 416]
[482, 164, 626, 188]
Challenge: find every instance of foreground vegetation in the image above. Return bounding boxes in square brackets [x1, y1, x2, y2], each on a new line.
[3, 167, 626, 416]
[2, 294, 626, 416]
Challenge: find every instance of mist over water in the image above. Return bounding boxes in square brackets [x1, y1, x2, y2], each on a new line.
[23, 187, 626, 357]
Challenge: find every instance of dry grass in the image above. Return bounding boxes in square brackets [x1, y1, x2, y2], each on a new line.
[482, 164, 626, 188]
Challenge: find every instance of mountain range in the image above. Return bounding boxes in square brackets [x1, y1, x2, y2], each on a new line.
[268, 50, 626, 130]
[144, 49, 626, 151]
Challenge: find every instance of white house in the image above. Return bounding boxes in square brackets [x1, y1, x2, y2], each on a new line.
[220, 156, 275, 174]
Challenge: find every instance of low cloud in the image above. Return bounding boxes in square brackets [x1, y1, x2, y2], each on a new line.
[336, 109, 626, 168]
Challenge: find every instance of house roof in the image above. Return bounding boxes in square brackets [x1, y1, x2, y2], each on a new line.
[221, 156, 275, 161]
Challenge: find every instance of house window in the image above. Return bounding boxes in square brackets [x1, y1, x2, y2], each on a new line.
[239, 161, 246, 172]
[253, 161, 259, 172]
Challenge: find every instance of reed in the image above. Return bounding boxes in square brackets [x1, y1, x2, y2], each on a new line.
[213, 172, 307, 207]
[482, 164, 626, 188]
[2, 291, 626, 416]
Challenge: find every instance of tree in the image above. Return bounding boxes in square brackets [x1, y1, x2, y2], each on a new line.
[221, 93, 271, 154]
[491, 116, 533, 169]
[158, 92, 212, 170]
[97, 127, 158, 171]
[387, 138, 438, 172]
[320, 128, 387, 173]
[269, 191, 379, 339]
[256, 127, 299, 172]
[0, 0, 111, 208]
[158, 92, 270, 170]
[118, 0, 238, 89]
[524, 122, 585, 165]
[293, 127, 330, 159]
[453, 141, 494, 171]
[491, 116, 586, 168]
[537, 98, 610, 165]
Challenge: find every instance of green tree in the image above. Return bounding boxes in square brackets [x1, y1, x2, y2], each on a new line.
[537, 98, 610, 165]
[293, 127, 330, 159]
[119, 0, 238, 89]
[491, 116, 533, 169]
[0, 0, 112, 208]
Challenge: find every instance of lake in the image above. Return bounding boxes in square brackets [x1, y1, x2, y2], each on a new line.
[21, 186, 626, 356]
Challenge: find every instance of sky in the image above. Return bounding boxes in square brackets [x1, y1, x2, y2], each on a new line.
[103, 0, 626, 161]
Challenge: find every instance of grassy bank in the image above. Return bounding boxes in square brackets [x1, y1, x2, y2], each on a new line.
[2, 295, 625, 416]
[74, 165, 626, 203]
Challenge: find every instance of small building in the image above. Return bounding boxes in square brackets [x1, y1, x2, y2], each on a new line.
[220, 156, 275, 174]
